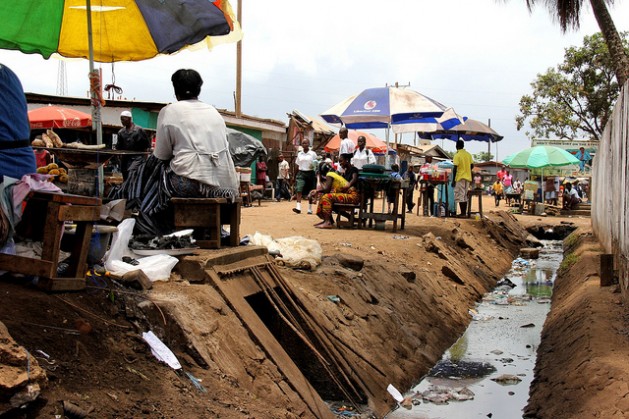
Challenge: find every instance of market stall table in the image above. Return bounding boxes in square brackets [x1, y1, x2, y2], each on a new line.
[357, 176, 407, 232]
[34, 147, 150, 195]
[418, 178, 450, 217]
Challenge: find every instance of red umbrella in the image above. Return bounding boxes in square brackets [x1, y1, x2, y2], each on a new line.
[28, 105, 92, 129]
[324, 130, 388, 153]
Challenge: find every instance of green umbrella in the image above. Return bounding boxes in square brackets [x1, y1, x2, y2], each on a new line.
[501, 145, 580, 203]
[501, 145, 579, 168]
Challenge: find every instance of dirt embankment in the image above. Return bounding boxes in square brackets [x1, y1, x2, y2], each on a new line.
[524, 227, 629, 419]
[1, 207, 538, 418]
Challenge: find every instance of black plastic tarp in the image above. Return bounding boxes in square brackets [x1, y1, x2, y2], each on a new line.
[227, 128, 267, 167]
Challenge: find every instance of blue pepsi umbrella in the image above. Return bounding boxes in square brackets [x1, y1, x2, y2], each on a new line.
[320, 86, 461, 132]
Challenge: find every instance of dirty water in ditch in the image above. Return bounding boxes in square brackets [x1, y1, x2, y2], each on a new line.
[386, 240, 563, 419]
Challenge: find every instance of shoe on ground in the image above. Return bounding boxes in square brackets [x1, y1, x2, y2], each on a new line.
[292, 208, 301, 214]
[406, 210, 413, 214]
[307, 209, 313, 215]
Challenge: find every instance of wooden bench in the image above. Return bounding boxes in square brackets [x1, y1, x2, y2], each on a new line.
[171, 197, 241, 249]
[333, 203, 361, 229]
[0, 191, 101, 291]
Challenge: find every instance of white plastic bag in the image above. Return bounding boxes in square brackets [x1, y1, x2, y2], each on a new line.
[104, 218, 136, 270]
[249, 232, 322, 269]
[108, 254, 179, 282]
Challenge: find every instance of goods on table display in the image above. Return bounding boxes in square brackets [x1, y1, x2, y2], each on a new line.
[31, 129, 63, 148]
[420, 165, 448, 182]
[35, 163, 68, 183]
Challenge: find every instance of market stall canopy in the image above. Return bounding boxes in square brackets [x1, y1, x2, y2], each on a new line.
[0, 0, 241, 62]
[323, 130, 388, 154]
[320, 86, 462, 133]
[417, 118, 504, 143]
[28, 105, 92, 129]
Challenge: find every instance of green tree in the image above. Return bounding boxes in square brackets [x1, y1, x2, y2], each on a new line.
[473, 152, 494, 162]
[520, 0, 629, 87]
[442, 150, 454, 159]
[516, 32, 628, 140]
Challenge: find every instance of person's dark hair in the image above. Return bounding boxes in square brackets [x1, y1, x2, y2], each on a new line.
[340, 153, 353, 162]
[318, 162, 332, 178]
[456, 139, 465, 149]
[391, 163, 400, 172]
[171, 69, 203, 100]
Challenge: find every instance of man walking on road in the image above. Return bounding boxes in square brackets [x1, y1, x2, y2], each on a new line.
[451, 140, 474, 217]
[276, 154, 291, 201]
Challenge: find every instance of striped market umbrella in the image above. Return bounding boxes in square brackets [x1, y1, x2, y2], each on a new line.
[0, 0, 241, 62]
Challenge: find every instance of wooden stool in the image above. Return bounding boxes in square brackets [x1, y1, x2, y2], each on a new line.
[171, 198, 241, 249]
[333, 203, 361, 229]
[467, 189, 483, 218]
[0, 191, 101, 291]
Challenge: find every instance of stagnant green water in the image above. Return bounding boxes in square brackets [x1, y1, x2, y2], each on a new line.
[386, 240, 563, 419]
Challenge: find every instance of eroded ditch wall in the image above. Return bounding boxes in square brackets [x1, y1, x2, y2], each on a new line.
[142, 212, 535, 417]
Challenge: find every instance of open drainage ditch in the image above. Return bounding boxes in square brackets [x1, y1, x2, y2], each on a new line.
[386, 238, 565, 418]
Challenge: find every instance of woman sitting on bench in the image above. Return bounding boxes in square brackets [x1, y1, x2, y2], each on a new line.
[312, 155, 359, 229]
[124, 69, 240, 236]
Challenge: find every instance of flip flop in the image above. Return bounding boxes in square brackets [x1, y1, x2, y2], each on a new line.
[316, 224, 335, 229]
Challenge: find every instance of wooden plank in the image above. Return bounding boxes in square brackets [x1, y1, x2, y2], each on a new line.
[30, 191, 101, 206]
[171, 197, 228, 204]
[58, 205, 101, 221]
[38, 277, 86, 292]
[0, 254, 55, 277]
[40, 202, 63, 267]
[206, 264, 334, 419]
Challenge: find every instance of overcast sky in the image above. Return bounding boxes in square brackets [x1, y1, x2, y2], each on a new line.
[1, 0, 627, 160]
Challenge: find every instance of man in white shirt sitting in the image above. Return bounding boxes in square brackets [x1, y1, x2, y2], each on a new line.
[562, 182, 582, 210]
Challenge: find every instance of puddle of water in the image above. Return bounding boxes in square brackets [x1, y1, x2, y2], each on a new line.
[387, 241, 563, 419]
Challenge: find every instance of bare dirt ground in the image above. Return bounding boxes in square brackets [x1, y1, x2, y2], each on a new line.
[0, 195, 626, 418]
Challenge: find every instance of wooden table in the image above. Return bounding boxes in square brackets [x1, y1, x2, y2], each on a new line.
[357, 177, 407, 232]
[0, 191, 101, 291]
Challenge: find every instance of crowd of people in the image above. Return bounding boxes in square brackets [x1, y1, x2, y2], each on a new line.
[2, 61, 594, 238]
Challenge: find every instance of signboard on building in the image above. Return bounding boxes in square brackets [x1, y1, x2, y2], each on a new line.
[531, 139, 598, 151]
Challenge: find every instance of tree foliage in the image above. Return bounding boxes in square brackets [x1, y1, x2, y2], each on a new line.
[519, 0, 629, 87]
[516, 32, 628, 141]
[473, 152, 494, 162]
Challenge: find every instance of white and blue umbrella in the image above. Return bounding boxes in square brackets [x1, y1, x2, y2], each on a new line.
[417, 118, 504, 143]
[320, 86, 462, 133]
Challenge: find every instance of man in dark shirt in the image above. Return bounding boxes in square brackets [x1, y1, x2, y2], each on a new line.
[403, 165, 417, 213]
[115, 110, 150, 180]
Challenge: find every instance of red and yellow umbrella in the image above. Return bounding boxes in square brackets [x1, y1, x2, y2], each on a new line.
[0, 0, 241, 62]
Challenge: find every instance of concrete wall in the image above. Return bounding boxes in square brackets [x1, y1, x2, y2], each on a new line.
[591, 81, 629, 300]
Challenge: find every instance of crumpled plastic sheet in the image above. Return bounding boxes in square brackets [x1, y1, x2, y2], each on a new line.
[249, 231, 322, 269]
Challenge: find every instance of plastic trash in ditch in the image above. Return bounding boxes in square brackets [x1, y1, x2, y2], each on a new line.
[469, 308, 493, 321]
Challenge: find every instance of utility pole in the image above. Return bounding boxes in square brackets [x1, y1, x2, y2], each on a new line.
[487, 118, 491, 160]
[235, 0, 242, 118]
[56, 62, 67, 96]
